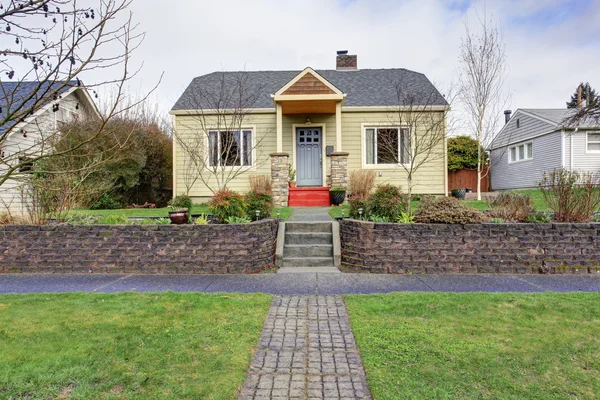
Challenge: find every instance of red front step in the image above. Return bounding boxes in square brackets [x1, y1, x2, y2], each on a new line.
[288, 187, 330, 206]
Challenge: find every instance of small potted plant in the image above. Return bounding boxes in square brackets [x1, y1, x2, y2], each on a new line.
[288, 164, 296, 188]
[168, 194, 192, 224]
[329, 186, 346, 206]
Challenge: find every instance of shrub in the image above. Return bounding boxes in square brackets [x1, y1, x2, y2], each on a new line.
[525, 211, 553, 223]
[65, 214, 100, 225]
[168, 194, 193, 211]
[487, 192, 533, 222]
[288, 164, 296, 181]
[348, 196, 369, 219]
[369, 215, 389, 222]
[98, 215, 131, 225]
[330, 186, 345, 192]
[209, 189, 247, 223]
[368, 184, 406, 221]
[195, 214, 209, 225]
[244, 191, 273, 220]
[225, 216, 251, 224]
[415, 197, 486, 224]
[447, 135, 488, 172]
[397, 212, 415, 224]
[90, 193, 122, 210]
[348, 170, 376, 198]
[248, 175, 272, 195]
[538, 168, 600, 222]
[138, 217, 171, 225]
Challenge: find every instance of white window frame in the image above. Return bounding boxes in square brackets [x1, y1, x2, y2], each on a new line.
[206, 128, 255, 169]
[361, 125, 411, 169]
[508, 141, 533, 163]
[586, 131, 600, 153]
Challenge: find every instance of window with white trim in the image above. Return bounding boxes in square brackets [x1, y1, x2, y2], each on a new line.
[587, 132, 600, 152]
[508, 142, 532, 162]
[208, 129, 253, 167]
[365, 127, 410, 165]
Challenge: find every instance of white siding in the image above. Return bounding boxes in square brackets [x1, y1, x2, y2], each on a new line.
[491, 110, 556, 149]
[0, 89, 92, 215]
[490, 131, 563, 190]
[565, 130, 600, 173]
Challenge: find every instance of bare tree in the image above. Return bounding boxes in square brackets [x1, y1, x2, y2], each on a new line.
[174, 71, 270, 194]
[0, 0, 156, 191]
[375, 73, 451, 211]
[565, 83, 600, 127]
[458, 10, 508, 200]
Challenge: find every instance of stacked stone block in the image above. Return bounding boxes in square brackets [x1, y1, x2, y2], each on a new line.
[270, 152, 289, 207]
[330, 152, 349, 192]
[0, 220, 278, 274]
[340, 220, 600, 274]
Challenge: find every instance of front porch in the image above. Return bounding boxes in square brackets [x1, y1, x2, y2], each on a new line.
[269, 68, 350, 207]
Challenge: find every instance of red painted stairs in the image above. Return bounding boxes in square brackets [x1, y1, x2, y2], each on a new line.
[288, 187, 331, 207]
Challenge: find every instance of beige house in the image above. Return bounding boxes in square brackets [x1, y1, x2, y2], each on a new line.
[170, 51, 448, 206]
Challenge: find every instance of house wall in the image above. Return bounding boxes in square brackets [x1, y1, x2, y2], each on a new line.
[564, 130, 600, 173]
[174, 109, 447, 201]
[490, 130, 563, 190]
[0, 89, 90, 215]
[491, 110, 556, 149]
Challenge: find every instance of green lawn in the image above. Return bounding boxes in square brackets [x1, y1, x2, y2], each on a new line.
[345, 293, 600, 400]
[0, 292, 271, 399]
[70, 205, 293, 220]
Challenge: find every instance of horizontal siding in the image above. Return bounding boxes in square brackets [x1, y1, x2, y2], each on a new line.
[490, 131, 562, 190]
[0, 90, 89, 215]
[568, 130, 600, 172]
[173, 110, 446, 199]
[492, 111, 556, 149]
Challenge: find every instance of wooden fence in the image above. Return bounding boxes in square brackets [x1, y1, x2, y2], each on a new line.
[448, 167, 491, 192]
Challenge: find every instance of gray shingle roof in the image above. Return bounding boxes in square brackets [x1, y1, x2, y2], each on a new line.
[522, 108, 600, 129]
[0, 80, 78, 135]
[172, 68, 448, 111]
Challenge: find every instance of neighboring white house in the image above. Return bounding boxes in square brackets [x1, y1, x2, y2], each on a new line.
[0, 81, 99, 215]
[489, 108, 600, 190]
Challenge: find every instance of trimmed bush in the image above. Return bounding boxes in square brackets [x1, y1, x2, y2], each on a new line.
[244, 191, 274, 220]
[209, 189, 247, 223]
[415, 197, 486, 224]
[368, 184, 406, 221]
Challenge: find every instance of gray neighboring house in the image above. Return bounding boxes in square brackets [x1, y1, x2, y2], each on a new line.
[489, 108, 600, 190]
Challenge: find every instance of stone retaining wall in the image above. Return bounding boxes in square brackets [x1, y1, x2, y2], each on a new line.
[340, 219, 600, 274]
[0, 220, 279, 274]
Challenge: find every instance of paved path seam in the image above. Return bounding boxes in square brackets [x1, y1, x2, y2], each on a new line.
[239, 295, 371, 399]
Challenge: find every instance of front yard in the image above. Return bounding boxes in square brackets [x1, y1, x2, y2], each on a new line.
[0, 292, 272, 399]
[345, 293, 600, 399]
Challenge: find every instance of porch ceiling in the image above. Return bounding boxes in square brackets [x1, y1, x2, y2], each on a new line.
[281, 100, 337, 114]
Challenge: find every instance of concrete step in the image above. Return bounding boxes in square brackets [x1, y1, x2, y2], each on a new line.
[282, 257, 334, 267]
[277, 267, 341, 274]
[284, 244, 333, 258]
[285, 222, 332, 233]
[285, 232, 332, 245]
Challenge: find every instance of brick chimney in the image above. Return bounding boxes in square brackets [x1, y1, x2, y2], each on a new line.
[336, 50, 357, 70]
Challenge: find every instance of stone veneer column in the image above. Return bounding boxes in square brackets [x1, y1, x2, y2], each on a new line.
[270, 152, 289, 207]
[330, 152, 349, 192]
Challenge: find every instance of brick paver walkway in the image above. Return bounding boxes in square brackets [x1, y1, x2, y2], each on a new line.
[239, 296, 371, 399]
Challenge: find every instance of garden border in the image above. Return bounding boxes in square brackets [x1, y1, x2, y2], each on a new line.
[0, 220, 278, 274]
[340, 219, 600, 274]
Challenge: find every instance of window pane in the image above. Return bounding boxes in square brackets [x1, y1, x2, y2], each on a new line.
[243, 130, 252, 166]
[377, 128, 399, 164]
[510, 147, 516, 162]
[588, 133, 600, 143]
[518, 145, 525, 160]
[209, 131, 218, 166]
[527, 143, 533, 159]
[589, 143, 600, 151]
[365, 128, 375, 164]
[400, 128, 410, 164]
[221, 131, 241, 166]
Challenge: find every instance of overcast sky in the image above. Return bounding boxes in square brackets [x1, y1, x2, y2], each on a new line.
[118, 0, 599, 133]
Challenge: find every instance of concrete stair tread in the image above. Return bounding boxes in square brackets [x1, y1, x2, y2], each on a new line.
[282, 256, 334, 267]
[284, 244, 333, 247]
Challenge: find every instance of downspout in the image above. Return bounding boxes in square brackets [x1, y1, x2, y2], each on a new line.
[571, 128, 577, 171]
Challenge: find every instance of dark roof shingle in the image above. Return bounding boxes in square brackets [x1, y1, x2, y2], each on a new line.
[172, 68, 447, 110]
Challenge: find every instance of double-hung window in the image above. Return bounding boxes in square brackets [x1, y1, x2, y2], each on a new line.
[208, 129, 253, 167]
[509, 142, 532, 163]
[365, 127, 410, 165]
[587, 132, 600, 152]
